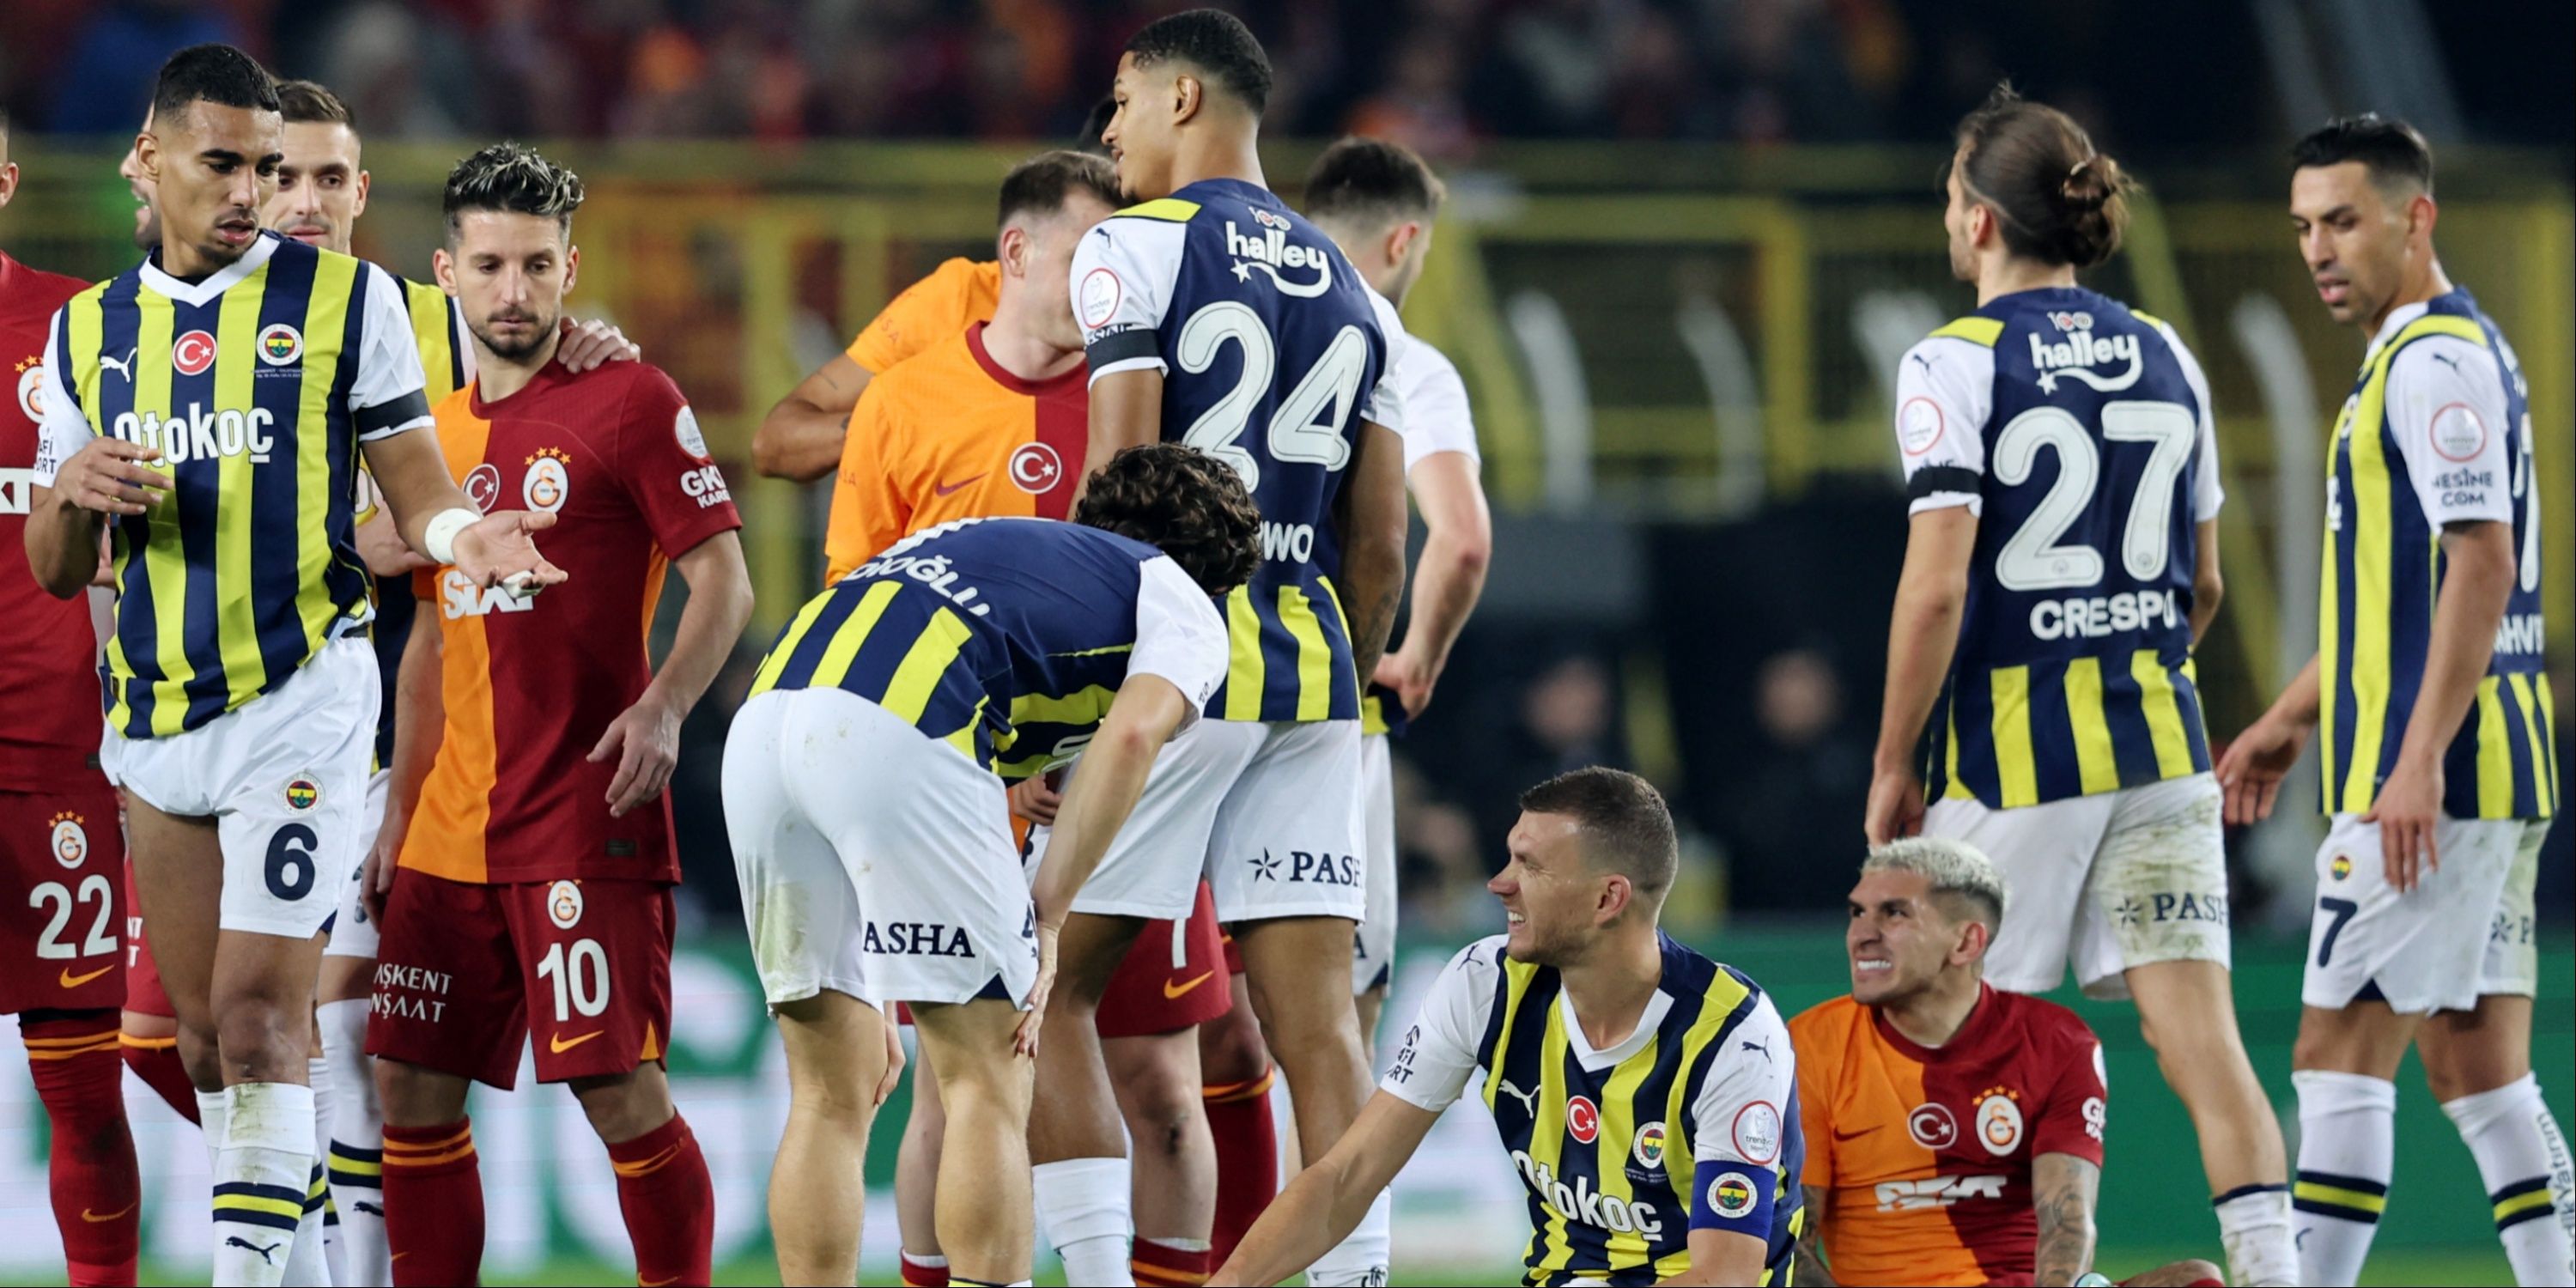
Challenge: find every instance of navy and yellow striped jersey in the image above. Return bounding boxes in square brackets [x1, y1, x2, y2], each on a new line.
[2321, 289, 2555, 819]
[1383, 934, 1805, 1286]
[1071, 179, 1402, 725]
[32, 233, 432, 739]
[366, 278, 470, 771]
[1893, 287, 2223, 809]
[747, 518, 1229, 779]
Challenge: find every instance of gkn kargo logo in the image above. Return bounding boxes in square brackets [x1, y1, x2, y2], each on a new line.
[680, 464, 731, 508]
[1511, 1150, 1663, 1237]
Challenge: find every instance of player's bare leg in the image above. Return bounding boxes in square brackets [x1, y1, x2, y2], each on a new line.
[1235, 914, 1384, 1285]
[895, 1032, 950, 1286]
[769, 990, 890, 1285]
[2124, 959, 2295, 1284]
[1200, 975, 1279, 1265]
[2289, 1000, 2421, 1286]
[910, 996, 1039, 1286]
[1106, 1028, 1217, 1283]
[1030, 910, 1146, 1285]
[2125, 1257, 2228, 1286]
[2418, 996, 2575, 1285]
[1354, 985, 1387, 1066]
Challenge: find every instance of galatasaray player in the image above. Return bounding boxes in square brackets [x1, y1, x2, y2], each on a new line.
[0, 110, 144, 1288]
[361, 143, 750, 1287]
[1789, 839, 2222, 1287]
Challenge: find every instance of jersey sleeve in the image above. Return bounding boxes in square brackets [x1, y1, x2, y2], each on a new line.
[847, 258, 983, 374]
[1126, 554, 1230, 734]
[2029, 1018, 2108, 1166]
[1072, 217, 1188, 384]
[1397, 339, 1479, 471]
[613, 368, 743, 556]
[1892, 336, 1995, 515]
[2386, 335, 2513, 526]
[1378, 939, 1503, 1114]
[1362, 287, 1410, 440]
[822, 377, 912, 582]
[29, 307, 92, 486]
[2159, 323, 2226, 522]
[1691, 993, 1797, 1236]
[349, 265, 433, 442]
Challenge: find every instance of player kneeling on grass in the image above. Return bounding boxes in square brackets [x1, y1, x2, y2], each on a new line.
[1217, 768, 1804, 1288]
[724, 442, 1257, 1288]
[1786, 837, 2223, 1288]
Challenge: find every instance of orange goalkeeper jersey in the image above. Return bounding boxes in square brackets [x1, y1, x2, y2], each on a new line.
[843, 258, 1002, 374]
[822, 322, 1089, 581]
[1787, 987, 2107, 1286]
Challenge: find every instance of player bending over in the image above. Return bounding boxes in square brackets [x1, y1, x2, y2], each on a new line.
[724, 444, 1257, 1288]
[1218, 769, 1801, 1286]
[361, 142, 750, 1287]
[1789, 838, 2224, 1287]
[1862, 86, 2297, 1285]
[2219, 115, 2569, 1287]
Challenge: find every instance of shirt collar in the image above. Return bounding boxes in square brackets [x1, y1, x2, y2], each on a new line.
[1556, 987, 1675, 1072]
[138, 232, 281, 307]
[2364, 295, 2440, 361]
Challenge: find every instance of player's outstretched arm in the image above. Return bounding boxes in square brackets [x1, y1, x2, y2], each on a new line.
[361, 428, 568, 591]
[589, 532, 753, 817]
[2031, 1151, 2101, 1287]
[1789, 1187, 1836, 1286]
[1865, 507, 1978, 845]
[1212, 1090, 1440, 1286]
[752, 354, 873, 482]
[2368, 519, 2515, 887]
[1336, 417, 1410, 686]
[365, 598, 447, 924]
[1376, 449, 1491, 717]
[2216, 653, 2319, 826]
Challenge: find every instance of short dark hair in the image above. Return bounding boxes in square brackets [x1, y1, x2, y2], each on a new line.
[999, 150, 1121, 229]
[151, 45, 279, 128]
[1519, 768, 1678, 901]
[1950, 82, 2134, 269]
[1126, 9, 1272, 116]
[1303, 137, 1445, 230]
[2292, 113, 2435, 197]
[274, 79, 354, 131]
[443, 142, 584, 243]
[1075, 95, 1118, 157]
[1072, 445, 1261, 595]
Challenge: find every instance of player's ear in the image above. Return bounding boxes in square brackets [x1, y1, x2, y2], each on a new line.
[432, 246, 456, 295]
[0, 161, 17, 209]
[1954, 916, 1991, 967]
[351, 169, 370, 220]
[2406, 191, 2438, 246]
[1597, 872, 1631, 925]
[997, 225, 1029, 278]
[1172, 72, 1202, 125]
[1384, 221, 1419, 267]
[561, 243, 580, 295]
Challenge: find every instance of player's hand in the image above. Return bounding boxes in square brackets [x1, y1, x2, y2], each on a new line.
[556, 317, 641, 372]
[2362, 756, 2443, 892]
[1016, 921, 1060, 1059]
[2216, 713, 2310, 826]
[1009, 774, 1063, 826]
[1863, 764, 1926, 847]
[1373, 648, 1441, 717]
[448, 509, 568, 592]
[874, 1015, 905, 1109]
[588, 693, 682, 818]
[361, 817, 402, 926]
[52, 437, 167, 515]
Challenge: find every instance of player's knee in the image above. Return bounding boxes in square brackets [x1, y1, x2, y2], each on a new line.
[933, 1051, 1033, 1121]
[374, 1058, 465, 1127]
[2167, 1257, 2226, 1286]
[1126, 1074, 1205, 1161]
[210, 1003, 301, 1076]
[1198, 1004, 1268, 1083]
[569, 1070, 677, 1143]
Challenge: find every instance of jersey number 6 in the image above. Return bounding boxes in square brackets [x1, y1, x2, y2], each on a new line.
[1176, 301, 1370, 491]
[1990, 401, 2196, 592]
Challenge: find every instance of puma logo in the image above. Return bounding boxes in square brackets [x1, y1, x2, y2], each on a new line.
[1911, 352, 1938, 373]
[225, 1236, 283, 1265]
[100, 349, 137, 382]
[355, 1200, 384, 1217]
[1494, 1078, 1540, 1120]
[1741, 1036, 1773, 1061]
[2431, 352, 2464, 374]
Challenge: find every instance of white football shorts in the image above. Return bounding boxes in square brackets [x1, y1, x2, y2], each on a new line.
[2300, 811, 2540, 1013]
[323, 767, 392, 960]
[1355, 732, 1397, 993]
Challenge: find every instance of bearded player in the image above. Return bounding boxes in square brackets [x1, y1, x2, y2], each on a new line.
[360, 143, 750, 1287]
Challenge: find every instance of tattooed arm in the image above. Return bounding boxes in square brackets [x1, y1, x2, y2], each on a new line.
[1791, 1186, 1837, 1286]
[2032, 1152, 2101, 1287]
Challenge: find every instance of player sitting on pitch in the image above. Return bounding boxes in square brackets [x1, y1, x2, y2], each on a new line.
[1217, 768, 1804, 1287]
[1788, 837, 2225, 1288]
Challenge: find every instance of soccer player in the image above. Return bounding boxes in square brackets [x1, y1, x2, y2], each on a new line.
[356, 143, 748, 1288]
[0, 109, 145, 1288]
[1301, 136, 1494, 1051]
[257, 78, 641, 1288]
[2218, 116, 2569, 1287]
[725, 445, 1257, 1287]
[29, 46, 562, 1287]
[1789, 839, 2224, 1288]
[1858, 87, 2298, 1286]
[1219, 768, 1801, 1286]
[1052, 13, 1413, 1285]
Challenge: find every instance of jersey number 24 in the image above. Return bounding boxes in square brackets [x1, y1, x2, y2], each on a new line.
[1176, 301, 1370, 490]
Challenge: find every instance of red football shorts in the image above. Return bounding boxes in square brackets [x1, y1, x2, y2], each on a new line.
[118, 856, 172, 1019]
[0, 787, 126, 1014]
[367, 869, 673, 1089]
[1097, 881, 1229, 1039]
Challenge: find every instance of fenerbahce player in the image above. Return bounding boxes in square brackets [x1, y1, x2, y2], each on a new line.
[360, 144, 751, 1286]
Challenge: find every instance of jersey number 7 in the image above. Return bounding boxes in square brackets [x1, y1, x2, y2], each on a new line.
[1175, 302, 1370, 490]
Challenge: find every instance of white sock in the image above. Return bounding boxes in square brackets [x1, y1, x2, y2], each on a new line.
[1304, 1188, 1391, 1286]
[2442, 1072, 2576, 1287]
[198, 1087, 230, 1171]
[1033, 1156, 1133, 1286]
[2211, 1182, 2298, 1286]
[2293, 1070, 2397, 1287]
[308, 1054, 343, 1286]
[319, 997, 388, 1286]
[211, 1081, 318, 1288]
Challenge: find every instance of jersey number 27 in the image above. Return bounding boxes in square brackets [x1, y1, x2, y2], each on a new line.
[1992, 401, 2196, 591]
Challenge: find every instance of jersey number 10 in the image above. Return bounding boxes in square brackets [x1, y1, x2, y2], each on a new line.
[1991, 401, 2196, 592]
[1176, 302, 1370, 490]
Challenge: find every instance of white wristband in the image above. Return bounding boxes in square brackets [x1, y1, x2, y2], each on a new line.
[422, 507, 479, 566]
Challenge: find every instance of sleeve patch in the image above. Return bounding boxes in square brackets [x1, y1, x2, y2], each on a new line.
[1899, 396, 1946, 456]
[2429, 402, 2488, 462]
[1733, 1101, 1783, 1165]
[1079, 267, 1124, 330]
